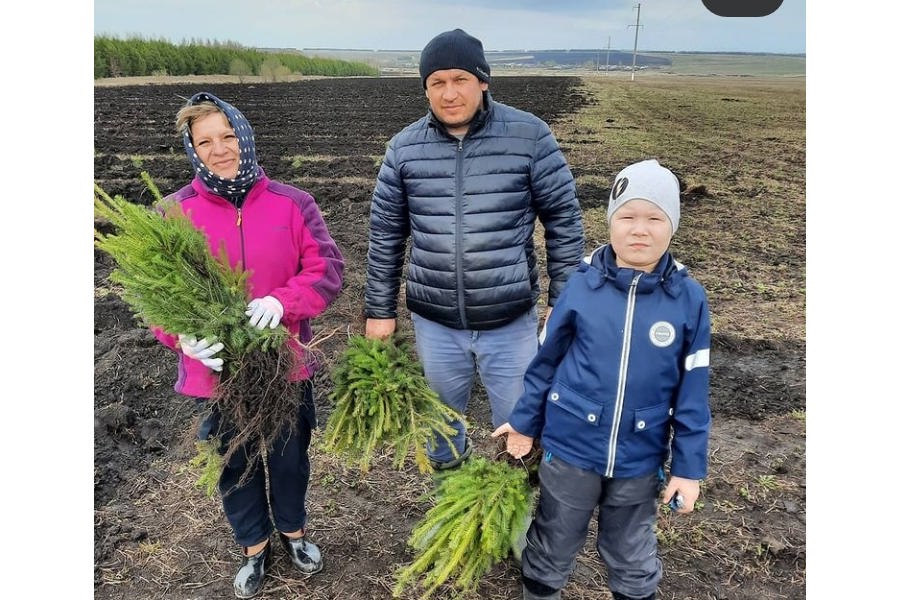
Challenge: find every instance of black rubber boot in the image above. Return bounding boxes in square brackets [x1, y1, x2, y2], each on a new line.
[522, 583, 561, 600]
[612, 592, 656, 600]
[233, 543, 271, 599]
[429, 438, 473, 471]
[279, 532, 324, 575]
[522, 576, 561, 600]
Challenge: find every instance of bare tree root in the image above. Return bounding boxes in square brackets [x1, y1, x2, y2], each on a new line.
[214, 341, 304, 487]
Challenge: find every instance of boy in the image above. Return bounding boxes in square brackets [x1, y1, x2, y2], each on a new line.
[492, 159, 712, 600]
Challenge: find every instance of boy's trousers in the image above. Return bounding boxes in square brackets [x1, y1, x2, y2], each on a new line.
[522, 454, 662, 598]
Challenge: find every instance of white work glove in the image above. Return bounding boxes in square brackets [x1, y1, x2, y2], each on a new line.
[178, 334, 225, 372]
[245, 295, 284, 330]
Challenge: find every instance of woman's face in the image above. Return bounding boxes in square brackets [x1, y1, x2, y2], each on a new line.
[190, 111, 240, 179]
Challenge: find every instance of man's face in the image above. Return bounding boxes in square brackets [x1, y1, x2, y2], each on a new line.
[424, 69, 489, 136]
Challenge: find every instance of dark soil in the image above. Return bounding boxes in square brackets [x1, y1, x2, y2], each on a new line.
[94, 77, 805, 600]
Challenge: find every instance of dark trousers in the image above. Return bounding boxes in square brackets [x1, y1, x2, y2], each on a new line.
[522, 454, 662, 599]
[197, 380, 316, 548]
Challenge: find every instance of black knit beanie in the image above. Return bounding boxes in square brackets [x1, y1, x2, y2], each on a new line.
[419, 28, 491, 87]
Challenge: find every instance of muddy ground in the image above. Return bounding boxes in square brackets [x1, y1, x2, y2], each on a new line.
[94, 76, 805, 600]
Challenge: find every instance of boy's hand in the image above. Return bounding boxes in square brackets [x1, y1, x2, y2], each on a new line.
[491, 423, 534, 459]
[663, 476, 701, 513]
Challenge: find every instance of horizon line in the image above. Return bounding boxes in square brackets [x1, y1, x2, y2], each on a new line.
[290, 47, 806, 56]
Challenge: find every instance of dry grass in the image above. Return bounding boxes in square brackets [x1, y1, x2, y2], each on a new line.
[553, 74, 806, 342]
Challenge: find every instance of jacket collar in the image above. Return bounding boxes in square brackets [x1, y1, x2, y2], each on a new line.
[582, 244, 684, 297]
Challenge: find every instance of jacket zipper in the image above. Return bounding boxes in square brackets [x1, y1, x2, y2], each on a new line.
[605, 272, 642, 477]
[236, 207, 247, 270]
[454, 138, 467, 327]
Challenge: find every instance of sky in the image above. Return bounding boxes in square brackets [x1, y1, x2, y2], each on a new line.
[93, 0, 806, 54]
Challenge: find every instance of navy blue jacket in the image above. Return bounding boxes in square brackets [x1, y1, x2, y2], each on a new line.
[364, 93, 584, 330]
[508, 245, 712, 479]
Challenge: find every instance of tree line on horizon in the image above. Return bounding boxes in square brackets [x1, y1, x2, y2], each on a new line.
[94, 35, 379, 80]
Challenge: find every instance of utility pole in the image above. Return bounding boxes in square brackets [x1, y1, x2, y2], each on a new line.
[628, 3, 642, 81]
[605, 35, 611, 75]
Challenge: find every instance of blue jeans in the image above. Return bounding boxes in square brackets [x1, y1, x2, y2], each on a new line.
[411, 308, 539, 463]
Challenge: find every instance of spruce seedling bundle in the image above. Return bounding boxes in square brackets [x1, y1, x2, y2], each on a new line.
[322, 335, 464, 474]
[190, 438, 224, 498]
[392, 456, 535, 599]
[94, 174, 304, 487]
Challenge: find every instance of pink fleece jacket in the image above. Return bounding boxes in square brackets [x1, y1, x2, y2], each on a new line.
[152, 172, 344, 398]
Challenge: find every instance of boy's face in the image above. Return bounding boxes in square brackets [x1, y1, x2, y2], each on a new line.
[608, 199, 673, 272]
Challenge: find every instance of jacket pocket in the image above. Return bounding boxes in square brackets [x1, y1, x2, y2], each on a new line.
[543, 381, 607, 462]
[624, 401, 673, 467]
[547, 381, 604, 427]
[631, 402, 672, 433]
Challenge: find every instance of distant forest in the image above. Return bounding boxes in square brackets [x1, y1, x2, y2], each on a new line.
[94, 36, 379, 79]
[95, 36, 805, 80]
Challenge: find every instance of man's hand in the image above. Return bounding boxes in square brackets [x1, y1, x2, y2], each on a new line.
[365, 318, 396, 340]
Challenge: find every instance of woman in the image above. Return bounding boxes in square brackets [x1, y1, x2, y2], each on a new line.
[152, 91, 344, 598]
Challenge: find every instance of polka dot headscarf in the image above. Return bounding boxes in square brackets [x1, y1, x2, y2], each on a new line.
[182, 91, 260, 206]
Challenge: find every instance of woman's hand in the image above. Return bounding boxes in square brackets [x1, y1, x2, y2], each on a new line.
[177, 334, 224, 372]
[245, 296, 284, 329]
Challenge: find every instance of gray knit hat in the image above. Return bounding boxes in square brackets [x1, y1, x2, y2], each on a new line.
[607, 159, 681, 233]
[419, 28, 491, 87]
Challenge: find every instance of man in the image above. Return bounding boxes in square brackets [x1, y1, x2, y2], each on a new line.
[364, 28, 584, 470]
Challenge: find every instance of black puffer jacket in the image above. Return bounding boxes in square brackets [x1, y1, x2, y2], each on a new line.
[365, 93, 584, 330]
